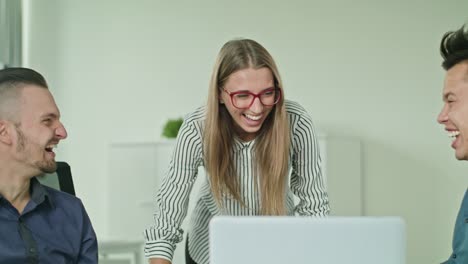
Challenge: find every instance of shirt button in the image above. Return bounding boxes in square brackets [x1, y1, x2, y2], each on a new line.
[29, 248, 36, 253]
[452, 253, 457, 259]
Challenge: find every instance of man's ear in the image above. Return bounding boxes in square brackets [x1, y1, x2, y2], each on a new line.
[0, 120, 12, 145]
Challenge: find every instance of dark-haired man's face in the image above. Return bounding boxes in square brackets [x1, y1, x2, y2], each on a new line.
[437, 61, 468, 160]
[11, 85, 68, 174]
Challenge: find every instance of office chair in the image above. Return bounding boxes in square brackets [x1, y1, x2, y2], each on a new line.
[38, 161, 76, 196]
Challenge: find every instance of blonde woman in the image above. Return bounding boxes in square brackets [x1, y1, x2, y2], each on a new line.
[144, 39, 330, 264]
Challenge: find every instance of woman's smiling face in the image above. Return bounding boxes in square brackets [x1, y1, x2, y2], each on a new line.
[220, 67, 275, 141]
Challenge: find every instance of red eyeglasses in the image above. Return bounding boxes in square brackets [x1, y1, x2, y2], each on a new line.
[222, 87, 281, 109]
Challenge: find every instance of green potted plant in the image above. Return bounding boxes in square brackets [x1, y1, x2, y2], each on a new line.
[162, 118, 183, 138]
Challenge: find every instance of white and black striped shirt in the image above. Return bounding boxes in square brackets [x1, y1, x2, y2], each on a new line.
[144, 100, 330, 264]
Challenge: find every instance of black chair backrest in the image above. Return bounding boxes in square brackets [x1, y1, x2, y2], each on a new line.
[55, 161, 75, 196]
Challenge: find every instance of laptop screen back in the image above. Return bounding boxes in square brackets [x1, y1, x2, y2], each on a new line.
[210, 216, 406, 264]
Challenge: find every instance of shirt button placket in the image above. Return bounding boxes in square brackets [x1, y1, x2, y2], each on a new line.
[18, 217, 39, 264]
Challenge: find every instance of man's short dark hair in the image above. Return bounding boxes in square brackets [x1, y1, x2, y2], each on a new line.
[0, 67, 48, 89]
[440, 24, 468, 70]
[0, 68, 49, 120]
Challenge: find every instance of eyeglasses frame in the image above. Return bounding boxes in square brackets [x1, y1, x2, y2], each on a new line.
[222, 87, 282, 109]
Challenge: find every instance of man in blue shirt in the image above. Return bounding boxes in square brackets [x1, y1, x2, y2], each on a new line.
[437, 24, 468, 264]
[0, 68, 98, 263]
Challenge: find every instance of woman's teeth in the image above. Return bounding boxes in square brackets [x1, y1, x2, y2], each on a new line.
[245, 114, 261, 121]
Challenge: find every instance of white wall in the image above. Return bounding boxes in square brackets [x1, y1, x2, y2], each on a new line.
[24, 1, 468, 263]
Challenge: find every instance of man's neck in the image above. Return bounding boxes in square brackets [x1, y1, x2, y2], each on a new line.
[0, 161, 33, 214]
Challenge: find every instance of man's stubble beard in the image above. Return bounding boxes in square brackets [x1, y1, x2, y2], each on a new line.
[15, 124, 57, 174]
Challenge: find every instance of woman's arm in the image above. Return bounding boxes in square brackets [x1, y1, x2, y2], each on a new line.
[144, 117, 204, 261]
[290, 108, 330, 216]
[149, 258, 171, 264]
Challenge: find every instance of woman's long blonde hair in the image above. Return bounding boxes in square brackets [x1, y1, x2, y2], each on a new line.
[204, 39, 290, 215]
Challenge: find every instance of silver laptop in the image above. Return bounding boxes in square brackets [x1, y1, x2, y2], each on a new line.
[210, 216, 406, 264]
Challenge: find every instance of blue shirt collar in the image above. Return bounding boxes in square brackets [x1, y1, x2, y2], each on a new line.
[0, 177, 54, 212]
[29, 177, 55, 208]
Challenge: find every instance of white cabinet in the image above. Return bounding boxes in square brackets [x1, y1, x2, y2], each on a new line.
[99, 240, 143, 264]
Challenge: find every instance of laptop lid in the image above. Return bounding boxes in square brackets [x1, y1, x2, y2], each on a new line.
[210, 216, 406, 264]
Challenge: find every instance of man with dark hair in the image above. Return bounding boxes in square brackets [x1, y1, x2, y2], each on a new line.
[437, 24, 468, 264]
[0, 68, 98, 263]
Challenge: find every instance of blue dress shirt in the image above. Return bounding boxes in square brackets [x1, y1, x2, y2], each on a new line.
[443, 189, 468, 264]
[0, 177, 98, 263]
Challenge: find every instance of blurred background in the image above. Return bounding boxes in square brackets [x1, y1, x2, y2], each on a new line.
[1, 0, 468, 263]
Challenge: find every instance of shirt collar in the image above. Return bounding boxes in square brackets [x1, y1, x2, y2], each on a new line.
[30, 177, 54, 208]
[0, 177, 54, 208]
[233, 137, 255, 152]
